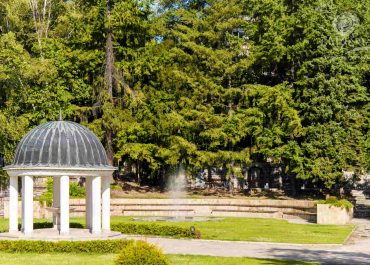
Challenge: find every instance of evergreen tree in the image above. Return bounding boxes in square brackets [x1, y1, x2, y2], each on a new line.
[243, 0, 370, 188]
[0, 0, 368, 191]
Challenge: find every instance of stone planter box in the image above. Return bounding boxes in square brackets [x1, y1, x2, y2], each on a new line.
[317, 204, 353, 225]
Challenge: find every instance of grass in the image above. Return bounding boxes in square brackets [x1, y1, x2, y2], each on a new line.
[0, 252, 115, 265]
[0, 216, 353, 244]
[0, 252, 318, 265]
[109, 216, 352, 244]
[169, 255, 319, 265]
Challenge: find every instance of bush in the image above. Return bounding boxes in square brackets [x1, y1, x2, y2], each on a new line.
[115, 240, 171, 265]
[318, 196, 354, 211]
[69, 182, 85, 198]
[0, 239, 132, 253]
[37, 177, 53, 206]
[111, 222, 199, 239]
[37, 179, 85, 205]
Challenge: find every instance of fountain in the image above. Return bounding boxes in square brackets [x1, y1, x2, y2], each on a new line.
[168, 164, 187, 201]
[132, 165, 223, 222]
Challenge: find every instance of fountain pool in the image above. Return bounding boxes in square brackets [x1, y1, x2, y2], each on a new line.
[132, 216, 223, 222]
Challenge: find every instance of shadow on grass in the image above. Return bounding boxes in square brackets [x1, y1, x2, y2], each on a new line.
[256, 259, 315, 265]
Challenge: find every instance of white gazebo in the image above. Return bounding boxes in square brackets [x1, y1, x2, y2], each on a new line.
[4, 120, 117, 237]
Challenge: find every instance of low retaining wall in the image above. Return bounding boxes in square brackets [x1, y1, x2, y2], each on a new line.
[3, 200, 51, 219]
[112, 199, 317, 222]
[3, 198, 317, 222]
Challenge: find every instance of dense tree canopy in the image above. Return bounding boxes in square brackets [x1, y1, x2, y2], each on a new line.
[0, 0, 369, 190]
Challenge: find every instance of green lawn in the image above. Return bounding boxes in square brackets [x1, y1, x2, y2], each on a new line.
[0, 252, 318, 265]
[108, 216, 352, 244]
[0, 216, 353, 244]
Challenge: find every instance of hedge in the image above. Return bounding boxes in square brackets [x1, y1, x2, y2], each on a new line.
[111, 223, 200, 239]
[0, 239, 132, 253]
[33, 222, 83, 229]
[1, 221, 201, 239]
[0, 222, 84, 234]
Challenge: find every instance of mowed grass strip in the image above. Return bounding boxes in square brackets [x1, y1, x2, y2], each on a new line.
[109, 216, 353, 244]
[0, 216, 353, 244]
[169, 254, 319, 265]
[0, 252, 318, 265]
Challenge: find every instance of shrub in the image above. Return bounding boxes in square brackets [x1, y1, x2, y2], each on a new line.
[318, 196, 354, 211]
[69, 182, 85, 198]
[115, 240, 171, 265]
[111, 222, 199, 239]
[37, 177, 53, 206]
[37, 179, 85, 205]
[0, 239, 132, 253]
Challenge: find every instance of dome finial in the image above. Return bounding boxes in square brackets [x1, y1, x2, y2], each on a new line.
[59, 109, 63, 121]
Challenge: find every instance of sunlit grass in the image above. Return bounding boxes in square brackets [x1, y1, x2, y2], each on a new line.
[0, 252, 318, 265]
[0, 216, 353, 244]
[108, 216, 352, 244]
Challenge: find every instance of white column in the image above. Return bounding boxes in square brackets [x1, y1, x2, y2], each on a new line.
[9, 176, 18, 233]
[59, 175, 69, 234]
[85, 177, 92, 230]
[102, 176, 110, 232]
[53, 176, 61, 229]
[90, 176, 101, 234]
[21, 176, 33, 235]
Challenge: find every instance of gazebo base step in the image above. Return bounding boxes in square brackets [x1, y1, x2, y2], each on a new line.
[0, 228, 122, 241]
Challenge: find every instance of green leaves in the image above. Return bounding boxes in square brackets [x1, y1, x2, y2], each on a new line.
[0, 0, 369, 190]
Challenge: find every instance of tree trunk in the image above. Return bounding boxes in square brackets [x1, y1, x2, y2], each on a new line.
[136, 160, 141, 185]
[229, 161, 234, 194]
[105, 29, 114, 100]
[207, 167, 212, 182]
[104, 0, 114, 165]
[161, 168, 166, 190]
[290, 174, 296, 196]
[105, 130, 114, 165]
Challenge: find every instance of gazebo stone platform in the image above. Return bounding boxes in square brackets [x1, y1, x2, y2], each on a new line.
[2, 120, 117, 238]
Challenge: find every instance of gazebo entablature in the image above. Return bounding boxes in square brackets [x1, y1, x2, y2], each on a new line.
[6, 167, 115, 178]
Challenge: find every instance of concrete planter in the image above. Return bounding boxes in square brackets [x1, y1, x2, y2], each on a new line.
[317, 204, 353, 225]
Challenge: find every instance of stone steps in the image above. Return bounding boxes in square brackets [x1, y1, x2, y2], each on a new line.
[354, 211, 370, 218]
[352, 190, 370, 218]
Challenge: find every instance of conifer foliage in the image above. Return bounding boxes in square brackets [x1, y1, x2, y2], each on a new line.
[0, 0, 368, 189]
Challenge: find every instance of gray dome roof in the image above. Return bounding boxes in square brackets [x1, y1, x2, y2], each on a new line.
[12, 121, 110, 168]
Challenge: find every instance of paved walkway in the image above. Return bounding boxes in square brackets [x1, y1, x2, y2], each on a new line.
[124, 236, 370, 264]
[123, 219, 370, 265]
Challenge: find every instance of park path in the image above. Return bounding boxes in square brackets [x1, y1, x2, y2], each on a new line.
[123, 236, 370, 264]
[122, 219, 370, 265]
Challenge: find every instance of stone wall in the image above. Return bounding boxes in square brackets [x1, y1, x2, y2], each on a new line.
[3, 198, 317, 222]
[3, 200, 52, 219]
[111, 199, 317, 221]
